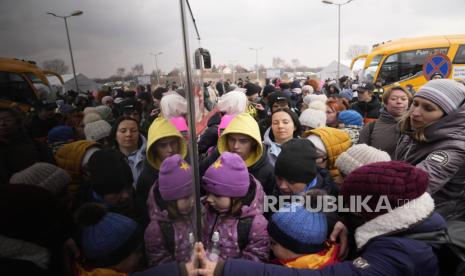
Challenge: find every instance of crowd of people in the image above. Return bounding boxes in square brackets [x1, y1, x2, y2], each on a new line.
[1, 74, 465, 276]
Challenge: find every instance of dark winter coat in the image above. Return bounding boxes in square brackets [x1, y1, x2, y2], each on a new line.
[395, 104, 465, 221]
[198, 112, 221, 154]
[358, 108, 400, 157]
[351, 97, 381, 120]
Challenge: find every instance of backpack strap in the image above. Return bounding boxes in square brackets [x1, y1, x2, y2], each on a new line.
[237, 217, 253, 251]
[158, 220, 175, 256]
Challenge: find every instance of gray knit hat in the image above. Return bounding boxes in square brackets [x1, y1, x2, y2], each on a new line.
[415, 79, 465, 114]
[335, 144, 391, 176]
[9, 163, 71, 195]
[84, 120, 112, 141]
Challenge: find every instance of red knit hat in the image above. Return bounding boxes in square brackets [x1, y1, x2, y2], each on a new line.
[340, 161, 429, 220]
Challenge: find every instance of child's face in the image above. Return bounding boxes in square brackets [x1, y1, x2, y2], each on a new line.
[271, 238, 296, 260]
[176, 195, 194, 215]
[206, 193, 231, 213]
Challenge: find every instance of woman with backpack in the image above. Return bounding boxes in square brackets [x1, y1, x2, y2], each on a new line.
[359, 85, 412, 157]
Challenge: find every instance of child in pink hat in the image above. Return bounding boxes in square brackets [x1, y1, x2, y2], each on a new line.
[202, 152, 270, 262]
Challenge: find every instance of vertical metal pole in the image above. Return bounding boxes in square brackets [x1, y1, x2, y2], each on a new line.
[64, 17, 79, 92]
[179, 0, 202, 241]
[256, 50, 259, 82]
[337, 4, 341, 80]
[154, 55, 160, 86]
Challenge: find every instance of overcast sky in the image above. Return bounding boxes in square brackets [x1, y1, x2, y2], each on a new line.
[1, 0, 465, 78]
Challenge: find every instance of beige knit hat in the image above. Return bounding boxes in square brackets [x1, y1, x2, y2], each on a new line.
[299, 108, 326, 129]
[9, 163, 71, 195]
[335, 144, 391, 176]
[82, 112, 102, 125]
[84, 120, 112, 141]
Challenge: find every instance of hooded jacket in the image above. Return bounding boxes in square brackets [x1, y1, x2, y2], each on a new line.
[135, 116, 188, 227]
[126, 134, 147, 187]
[144, 182, 195, 266]
[359, 108, 400, 158]
[202, 178, 270, 262]
[55, 140, 100, 196]
[395, 104, 465, 220]
[199, 113, 276, 196]
[303, 127, 352, 179]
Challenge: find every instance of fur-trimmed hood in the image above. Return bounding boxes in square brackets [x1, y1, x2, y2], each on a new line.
[355, 192, 445, 249]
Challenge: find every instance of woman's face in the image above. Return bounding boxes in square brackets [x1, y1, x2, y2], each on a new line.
[409, 97, 444, 129]
[116, 120, 139, 150]
[326, 106, 338, 126]
[271, 111, 296, 144]
[386, 89, 409, 117]
[276, 176, 306, 195]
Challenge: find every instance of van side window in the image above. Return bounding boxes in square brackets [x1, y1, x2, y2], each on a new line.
[0, 72, 36, 105]
[378, 47, 449, 85]
[453, 45, 465, 64]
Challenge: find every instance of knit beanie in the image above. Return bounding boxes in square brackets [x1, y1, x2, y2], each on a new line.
[217, 91, 248, 115]
[335, 144, 391, 176]
[101, 96, 113, 105]
[339, 89, 353, 101]
[299, 108, 326, 129]
[95, 105, 113, 122]
[268, 92, 291, 108]
[268, 203, 327, 254]
[341, 161, 429, 220]
[160, 93, 187, 120]
[9, 163, 71, 195]
[83, 107, 98, 115]
[308, 101, 327, 112]
[158, 154, 192, 201]
[88, 149, 133, 196]
[47, 125, 75, 145]
[338, 110, 363, 126]
[202, 152, 250, 197]
[302, 85, 314, 95]
[170, 116, 188, 138]
[262, 84, 276, 98]
[307, 135, 327, 154]
[82, 112, 102, 125]
[275, 139, 317, 184]
[303, 94, 328, 106]
[217, 114, 236, 137]
[84, 120, 112, 142]
[75, 203, 142, 267]
[415, 79, 465, 114]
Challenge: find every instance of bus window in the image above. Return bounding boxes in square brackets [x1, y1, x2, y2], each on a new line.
[378, 47, 448, 85]
[0, 72, 36, 105]
[25, 72, 56, 103]
[453, 45, 465, 64]
[361, 54, 383, 83]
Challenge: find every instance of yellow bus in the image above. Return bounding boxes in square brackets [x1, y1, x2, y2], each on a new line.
[351, 34, 465, 90]
[0, 57, 64, 111]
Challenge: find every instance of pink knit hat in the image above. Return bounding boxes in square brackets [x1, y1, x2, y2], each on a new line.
[170, 116, 188, 138]
[217, 114, 235, 137]
[202, 152, 250, 197]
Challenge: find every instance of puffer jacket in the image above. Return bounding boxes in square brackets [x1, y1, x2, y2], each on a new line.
[144, 182, 195, 266]
[202, 177, 269, 262]
[395, 104, 465, 220]
[351, 97, 381, 121]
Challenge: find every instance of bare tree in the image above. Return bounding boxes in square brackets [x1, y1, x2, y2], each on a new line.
[42, 59, 69, 74]
[131, 64, 145, 76]
[272, 57, 286, 68]
[116, 67, 126, 79]
[346, 44, 369, 59]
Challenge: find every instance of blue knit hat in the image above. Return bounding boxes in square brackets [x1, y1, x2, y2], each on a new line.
[47, 125, 75, 145]
[338, 110, 363, 126]
[268, 203, 327, 254]
[76, 203, 142, 267]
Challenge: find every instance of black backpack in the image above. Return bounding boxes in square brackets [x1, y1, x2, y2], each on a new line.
[401, 220, 465, 276]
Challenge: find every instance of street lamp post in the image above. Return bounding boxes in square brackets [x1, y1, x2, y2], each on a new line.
[229, 59, 237, 83]
[149, 52, 163, 86]
[249, 47, 263, 82]
[47, 10, 83, 92]
[322, 0, 354, 80]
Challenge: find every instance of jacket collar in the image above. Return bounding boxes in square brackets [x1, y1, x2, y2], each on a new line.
[355, 192, 434, 249]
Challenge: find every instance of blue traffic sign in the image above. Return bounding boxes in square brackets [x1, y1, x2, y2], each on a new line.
[422, 53, 452, 80]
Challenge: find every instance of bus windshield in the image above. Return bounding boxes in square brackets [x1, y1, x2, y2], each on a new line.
[361, 54, 383, 83]
[25, 72, 57, 103]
